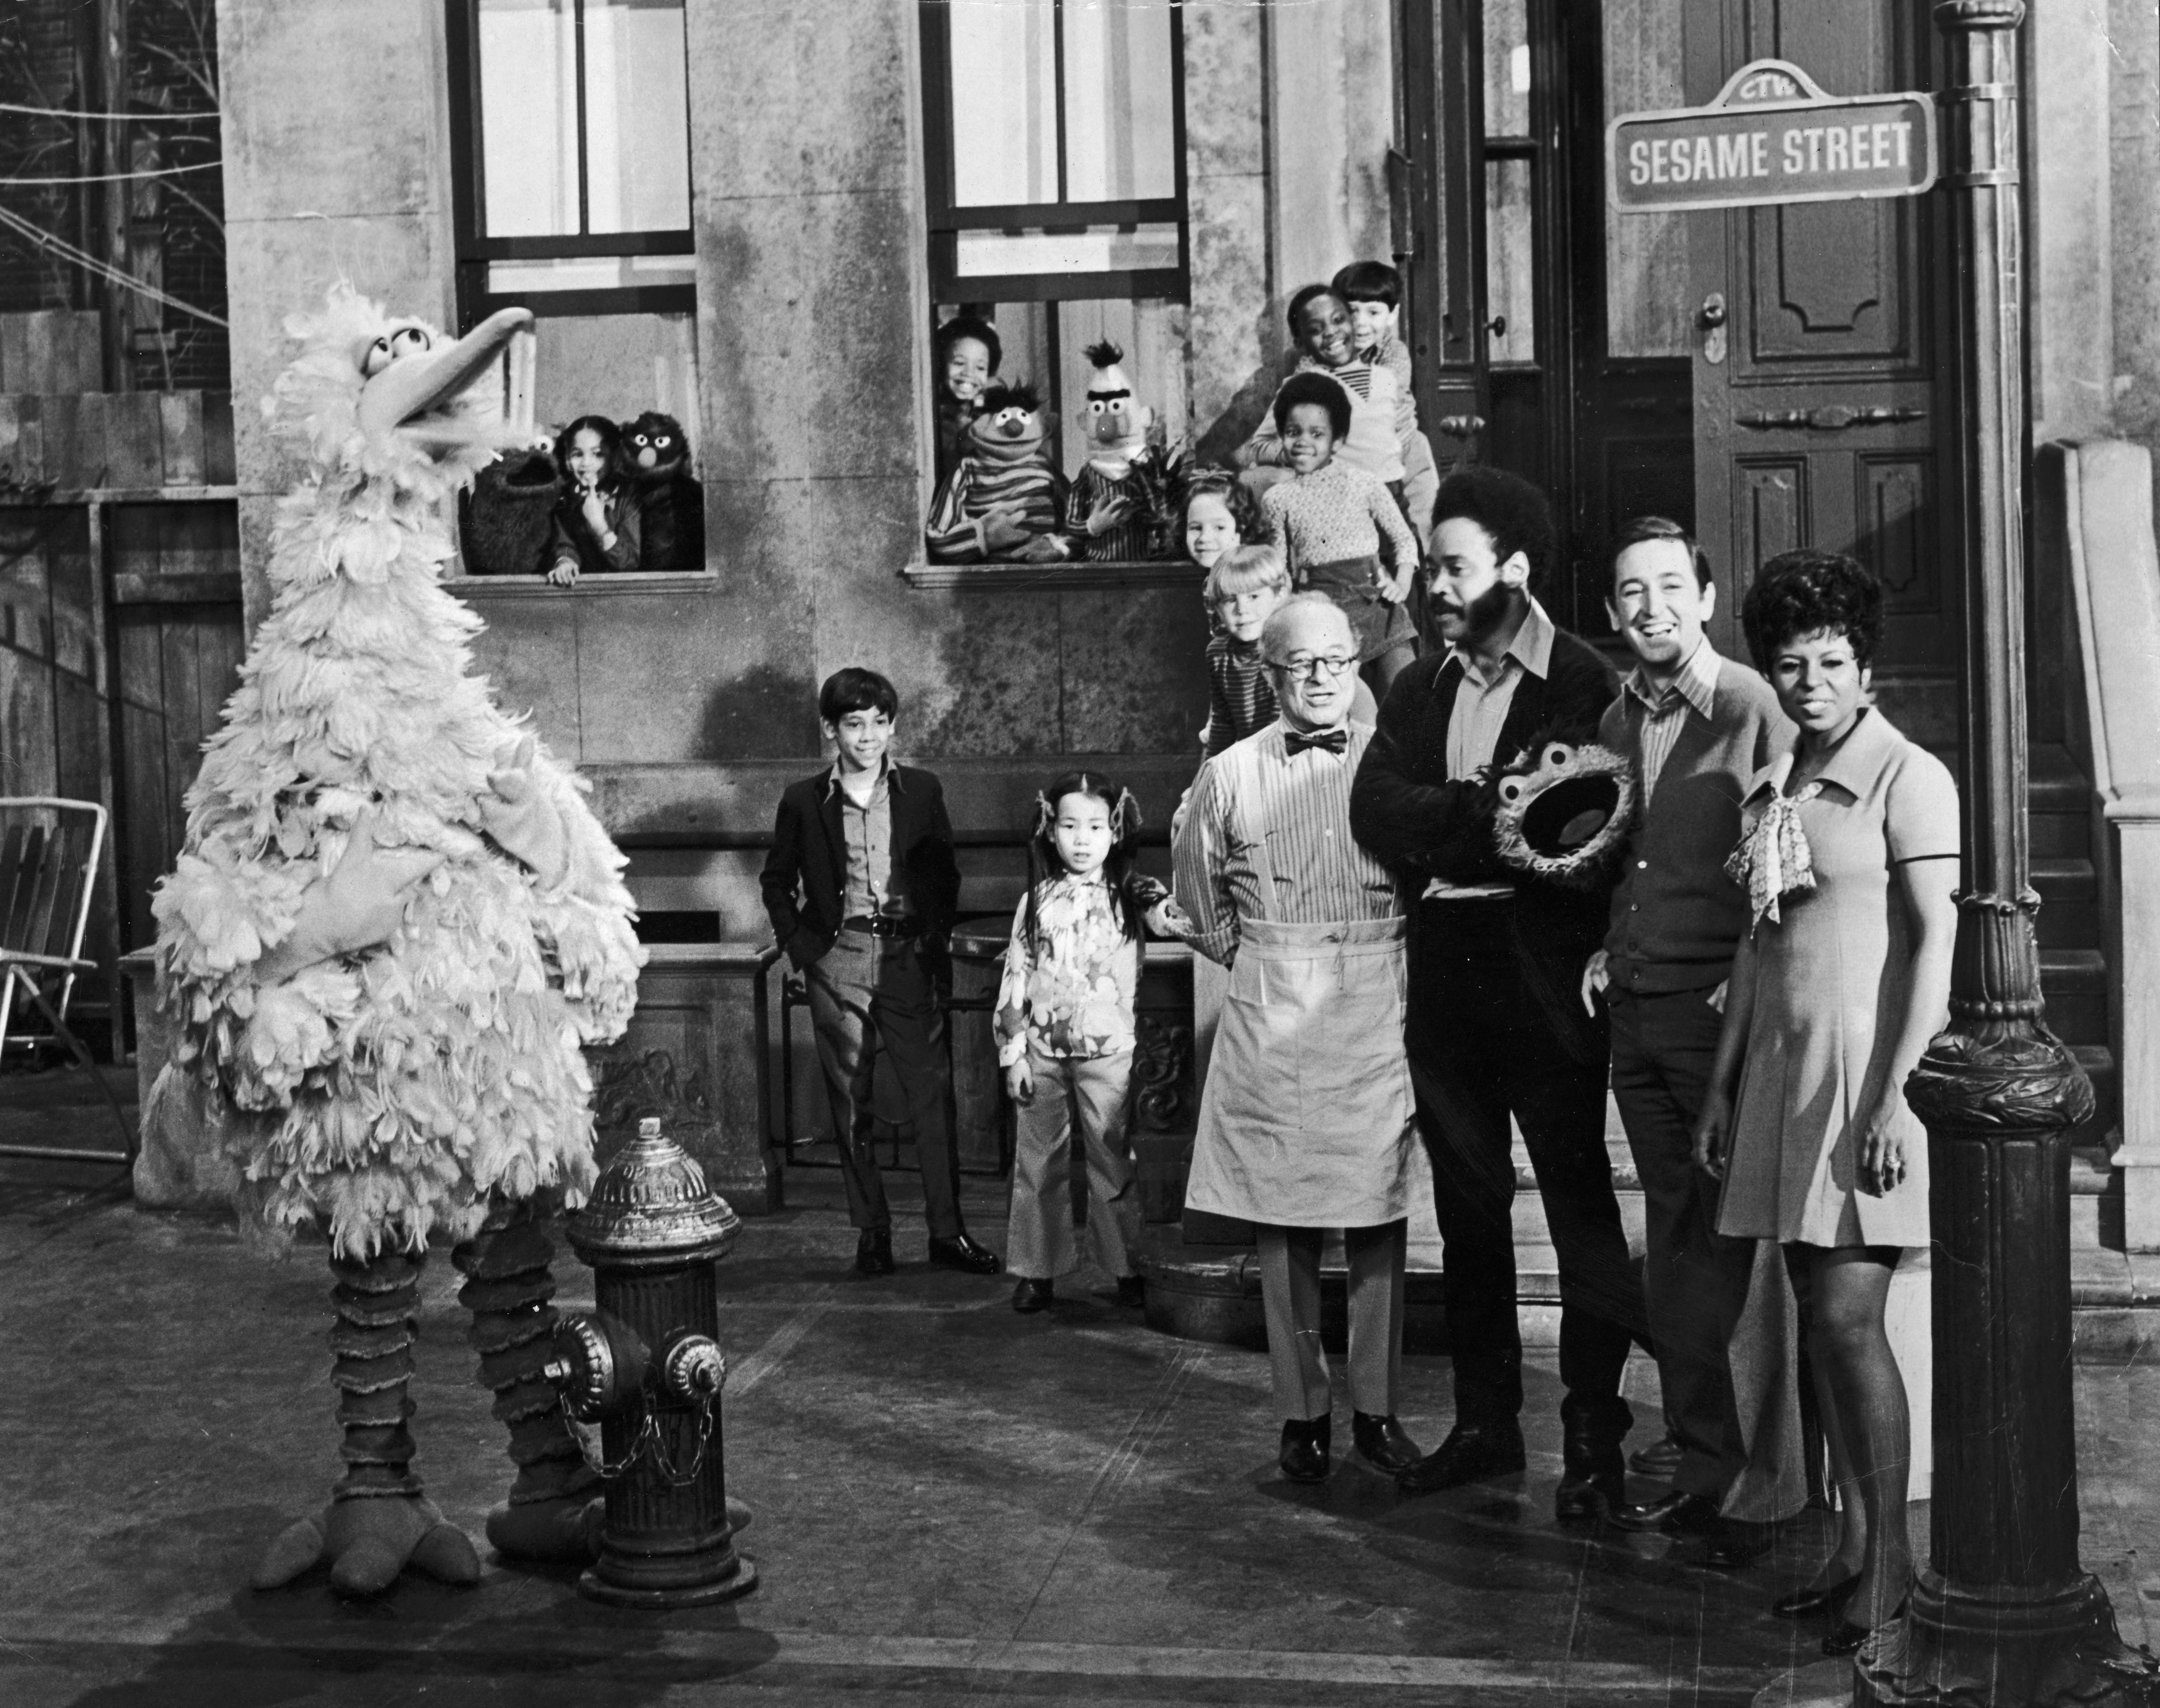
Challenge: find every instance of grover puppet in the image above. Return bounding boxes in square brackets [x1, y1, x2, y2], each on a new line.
[624, 411, 704, 573]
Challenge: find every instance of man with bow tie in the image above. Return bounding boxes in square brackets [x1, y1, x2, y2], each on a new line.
[1173, 594, 1424, 1485]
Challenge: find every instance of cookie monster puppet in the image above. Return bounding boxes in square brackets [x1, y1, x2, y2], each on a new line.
[623, 411, 704, 573]
[152, 283, 647, 1597]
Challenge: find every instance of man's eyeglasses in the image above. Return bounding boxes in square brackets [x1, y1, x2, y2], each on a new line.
[1270, 653, 1357, 682]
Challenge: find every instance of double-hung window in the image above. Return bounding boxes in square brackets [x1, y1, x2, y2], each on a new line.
[920, 0, 1187, 304]
[448, 0, 695, 324]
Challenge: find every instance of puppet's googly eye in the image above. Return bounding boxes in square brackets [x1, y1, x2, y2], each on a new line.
[389, 325, 432, 360]
[362, 336, 395, 378]
[1543, 743, 1574, 771]
[1497, 777, 1527, 805]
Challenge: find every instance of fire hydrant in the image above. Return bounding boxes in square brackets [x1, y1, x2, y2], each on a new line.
[542, 1116, 757, 1607]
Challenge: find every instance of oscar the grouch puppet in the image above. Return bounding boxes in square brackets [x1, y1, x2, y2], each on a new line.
[152, 283, 646, 1596]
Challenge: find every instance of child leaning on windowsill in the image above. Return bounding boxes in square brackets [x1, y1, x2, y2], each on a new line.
[996, 771, 1184, 1316]
[1258, 371, 1420, 695]
[546, 414, 641, 587]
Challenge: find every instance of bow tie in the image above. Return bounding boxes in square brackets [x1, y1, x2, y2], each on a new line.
[1284, 727, 1349, 757]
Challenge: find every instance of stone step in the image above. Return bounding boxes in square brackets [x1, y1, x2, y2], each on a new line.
[2042, 947, 2110, 1046]
[2034, 857, 2101, 949]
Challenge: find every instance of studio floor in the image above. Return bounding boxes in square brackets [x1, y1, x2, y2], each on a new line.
[3, 1070, 2158, 1708]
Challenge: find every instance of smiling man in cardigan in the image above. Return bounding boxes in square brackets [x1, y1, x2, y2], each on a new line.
[1350, 467, 1648, 1522]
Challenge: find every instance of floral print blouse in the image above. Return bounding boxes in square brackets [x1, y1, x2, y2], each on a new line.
[994, 871, 1170, 1066]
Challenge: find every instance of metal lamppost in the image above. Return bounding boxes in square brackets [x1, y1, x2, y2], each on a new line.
[1855, 4, 2159, 1703]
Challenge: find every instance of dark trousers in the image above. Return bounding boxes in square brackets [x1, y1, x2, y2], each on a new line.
[1608, 987, 1757, 1500]
[802, 930, 963, 1240]
[1406, 902, 1645, 1449]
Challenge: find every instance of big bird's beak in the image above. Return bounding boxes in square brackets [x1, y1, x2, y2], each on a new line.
[355, 306, 534, 439]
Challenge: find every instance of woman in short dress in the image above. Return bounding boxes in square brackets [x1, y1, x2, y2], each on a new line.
[1692, 551, 1958, 1655]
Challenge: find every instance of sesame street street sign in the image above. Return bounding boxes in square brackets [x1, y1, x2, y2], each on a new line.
[1608, 59, 1936, 214]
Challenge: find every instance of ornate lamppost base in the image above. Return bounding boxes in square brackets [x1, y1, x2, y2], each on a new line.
[1854, 1571, 2160, 1707]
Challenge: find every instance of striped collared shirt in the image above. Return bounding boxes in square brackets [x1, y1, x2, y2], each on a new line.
[1172, 718, 1404, 966]
[1621, 638, 1722, 801]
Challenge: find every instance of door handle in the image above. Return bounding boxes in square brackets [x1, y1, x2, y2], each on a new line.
[1435, 415, 1487, 440]
[1485, 316, 1508, 339]
[1700, 292, 1728, 366]
[1699, 293, 1727, 329]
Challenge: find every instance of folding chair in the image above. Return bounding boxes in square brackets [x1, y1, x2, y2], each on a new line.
[0, 797, 136, 1166]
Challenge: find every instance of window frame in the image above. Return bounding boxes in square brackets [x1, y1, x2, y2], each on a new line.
[917, 0, 1190, 305]
[445, 0, 697, 329]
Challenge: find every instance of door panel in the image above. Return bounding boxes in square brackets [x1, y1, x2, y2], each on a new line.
[1689, 0, 1955, 745]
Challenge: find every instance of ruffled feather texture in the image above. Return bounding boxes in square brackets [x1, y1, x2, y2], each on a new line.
[153, 285, 643, 1260]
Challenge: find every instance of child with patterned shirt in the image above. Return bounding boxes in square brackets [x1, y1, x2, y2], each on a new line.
[1260, 371, 1421, 693]
[996, 772, 1177, 1315]
[1333, 259, 1440, 543]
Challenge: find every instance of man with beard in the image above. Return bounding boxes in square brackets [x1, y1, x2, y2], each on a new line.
[1349, 467, 1648, 1521]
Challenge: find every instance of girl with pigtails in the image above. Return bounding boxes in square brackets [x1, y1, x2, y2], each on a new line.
[994, 772, 1185, 1316]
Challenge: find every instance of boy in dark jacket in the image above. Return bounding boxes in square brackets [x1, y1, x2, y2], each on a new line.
[1349, 467, 1648, 1520]
[760, 668, 1002, 1278]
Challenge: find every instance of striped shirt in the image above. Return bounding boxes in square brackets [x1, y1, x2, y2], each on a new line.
[1620, 638, 1723, 800]
[924, 453, 1068, 564]
[1173, 719, 1405, 966]
[1066, 461, 1155, 562]
[1204, 634, 1278, 757]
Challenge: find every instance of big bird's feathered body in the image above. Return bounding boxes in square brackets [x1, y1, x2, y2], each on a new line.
[154, 287, 643, 1259]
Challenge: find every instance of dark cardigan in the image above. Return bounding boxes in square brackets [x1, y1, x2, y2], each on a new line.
[1349, 618, 1619, 1054]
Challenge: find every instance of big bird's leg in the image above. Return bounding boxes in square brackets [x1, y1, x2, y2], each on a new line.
[454, 1198, 603, 1562]
[252, 1249, 482, 1596]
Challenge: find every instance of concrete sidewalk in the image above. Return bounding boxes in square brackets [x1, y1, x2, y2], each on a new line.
[1, 1100, 2155, 1706]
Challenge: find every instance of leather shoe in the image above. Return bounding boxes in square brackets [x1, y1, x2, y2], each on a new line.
[1279, 1415, 1331, 1484]
[856, 1228, 895, 1276]
[1555, 1466, 1625, 1524]
[927, 1233, 1002, 1276]
[1395, 1418, 1526, 1496]
[1823, 1594, 1907, 1657]
[1115, 1275, 1146, 1308]
[1609, 1488, 1722, 1536]
[1703, 1517, 1779, 1569]
[1628, 1429, 1684, 1479]
[1351, 1412, 1422, 1474]
[1773, 1573, 1858, 1620]
[1012, 1277, 1053, 1314]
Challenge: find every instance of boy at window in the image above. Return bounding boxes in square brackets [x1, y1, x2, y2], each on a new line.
[546, 415, 640, 587]
[1241, 285, 1410, 521]
[759, 668, 1003, 1280]
[1333, 260, 1440, 543]
[933, 314, 1002, 489]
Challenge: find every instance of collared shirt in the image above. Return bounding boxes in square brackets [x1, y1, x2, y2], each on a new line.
[826, 759, 911, 920]
[1172, 718, 1403, 966]
[993, 870, 1169, 1066]
[1621, 637, 1723, 801]
[1446, 595, 1557, 779]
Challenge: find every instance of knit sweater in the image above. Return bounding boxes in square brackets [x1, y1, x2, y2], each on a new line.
[1597, 655, 1793, 994]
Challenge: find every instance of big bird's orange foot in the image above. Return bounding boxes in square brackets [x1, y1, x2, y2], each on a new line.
[252, 1495, 482, 1597]
[484, 1493, 756, 1565]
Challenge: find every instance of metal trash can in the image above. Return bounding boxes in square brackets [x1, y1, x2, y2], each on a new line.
[945, 925, 1012, 1176]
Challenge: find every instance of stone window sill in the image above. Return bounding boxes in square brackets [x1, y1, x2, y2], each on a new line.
[443, 572, 719, 599]
[903, 559, 1204, 592]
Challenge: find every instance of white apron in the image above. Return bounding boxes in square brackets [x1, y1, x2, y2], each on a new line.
[1182, 784, 1417, 1227]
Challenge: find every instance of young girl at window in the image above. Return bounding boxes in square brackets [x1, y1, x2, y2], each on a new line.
[546, 415, 641, 587]
[933, 313, 1002, 489]
[996, 773, 1178, 1316]
[1258, 372, 1420, 693]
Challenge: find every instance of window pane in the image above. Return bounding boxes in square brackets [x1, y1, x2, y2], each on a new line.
[487, 254, 695, 293]
[1483, 0, 1529, 138]
[950, 0, 1060, 205]
[1484, 158, 1535, 361]
[1603, 0, 1690, 358]
[477, 0, 578, 237]
[954, 224, 1181, 280]
[1063, 0, 1177, 203]
[584, 0, 691, 233]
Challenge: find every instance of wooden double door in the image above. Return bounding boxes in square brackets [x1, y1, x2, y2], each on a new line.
[1398, 0, 1959, 744]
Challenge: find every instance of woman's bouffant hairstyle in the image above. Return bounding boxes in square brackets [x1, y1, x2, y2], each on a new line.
[1177, 467, 1262, 555]
[1430, 466, 1557, 588]
[1206, 543, 1290, 608]
[1024, 771, 1147, 953]
[1272, 370, 1353, 440]
[554, 414, 625, 492]
[1740, 549, 1883, 673]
